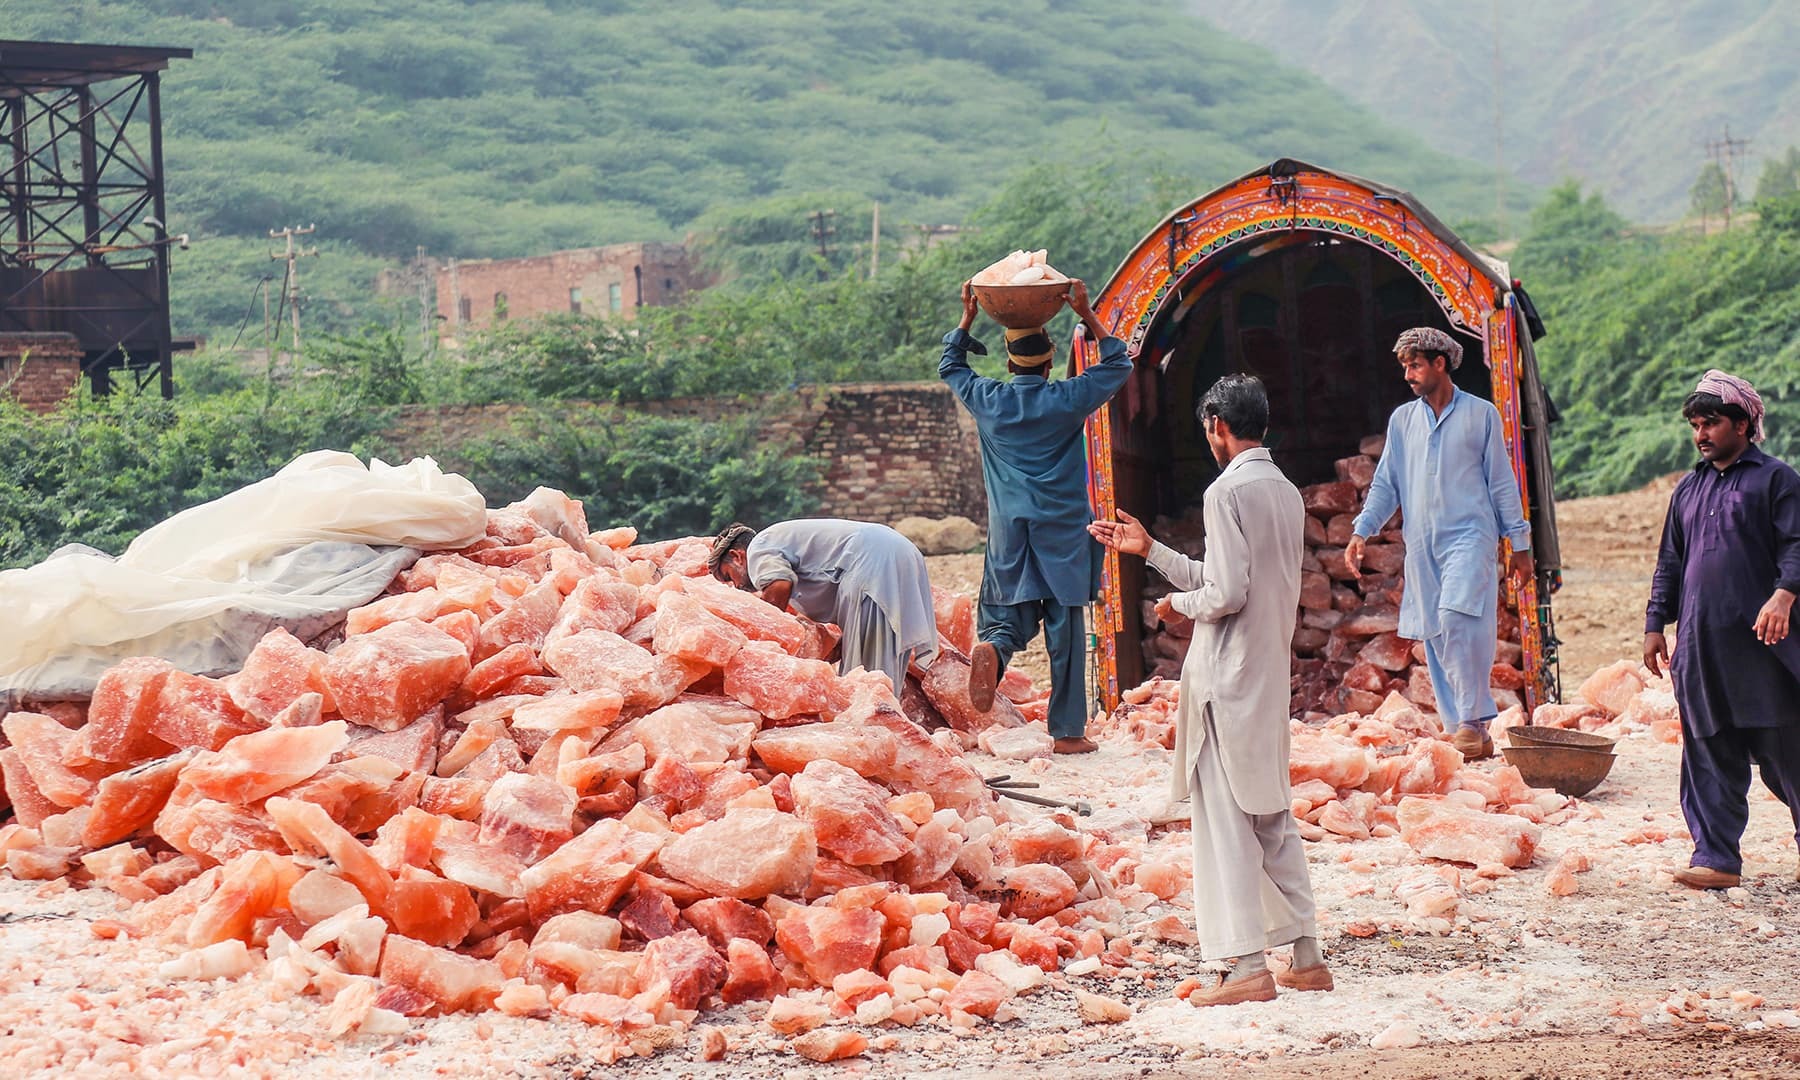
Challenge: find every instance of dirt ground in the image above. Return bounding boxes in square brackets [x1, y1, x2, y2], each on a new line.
[8, 478, 1797, 1079]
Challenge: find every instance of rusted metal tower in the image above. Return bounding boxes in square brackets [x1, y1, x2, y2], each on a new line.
[0, 39, 192, 397]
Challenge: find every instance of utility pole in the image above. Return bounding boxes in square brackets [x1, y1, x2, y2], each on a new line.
[1703, 126, 1751, 232]
[268, 224, 318, 357]
[808, 209, 836, 279]
[869, 202, 881, 279]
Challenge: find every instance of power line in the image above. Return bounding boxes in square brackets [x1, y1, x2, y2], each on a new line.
[807, 208, 836, 280]
[1702, 125, 1751, 232]
[268, 224, 318, 356]
[225, 275, 273, 352]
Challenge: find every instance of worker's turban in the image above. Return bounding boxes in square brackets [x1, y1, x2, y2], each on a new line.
[1004, 326, 1054, 367]
[1694, 369, 1766, 443]
[1393, 327, 1464, 371]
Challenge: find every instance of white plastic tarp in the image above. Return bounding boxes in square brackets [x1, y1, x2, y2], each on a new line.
[0, 450, 488, 698]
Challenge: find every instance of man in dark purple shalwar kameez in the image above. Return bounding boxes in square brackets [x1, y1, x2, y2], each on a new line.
[1645, 370, 1800, 889]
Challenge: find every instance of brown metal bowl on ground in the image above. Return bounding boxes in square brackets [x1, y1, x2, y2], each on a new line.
[971, 282, 1069, 329]
[1500, 745, 1617, 798]
[1504, 725, 1618, 753]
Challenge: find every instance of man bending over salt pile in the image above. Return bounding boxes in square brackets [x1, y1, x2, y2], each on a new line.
[1089, 374, 1330, 1004]
[708, 518, 938, 696]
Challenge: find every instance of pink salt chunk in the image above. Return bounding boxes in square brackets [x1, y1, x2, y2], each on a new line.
[380, 933, 503, 1012]
[752, 723, 897, 778]
[682, 896, 776, 949]
[389, 865, 480, 948]
[6, 845, 77, 879]
[154, 786, 288, 864]
[265, 795, 395, 914]
[228, 627, 333, 723]
[370, 806, 443, 871]
[542, 629, 675, 710]
[685, 576, 811, 653]
[461, 642, 544, 700]
[477, 772, 575, 865]
[179, 720, 349, 804]
[721, 938, 781, 1003]
[187, 849, 298, 946]
[433, 837, 526, 900]
[534, 911, 623, 952]
[775, 904, 883, 984]
[653, 591, 749, 668]
[619, 887, 683, 941]
[1577, 659, 1646, 719]
[322, 619, 471, 731]
[1397, 796, 1541, 868]
[1000, 863, 1077, 920]
[919, 647, 1027, 732]
[896, 819, 962, 887]
[637, 754, 702, 805]
[1393, 739, 1465, 796]
[508, 690, 625, 737]
[347, 710, 443, 774]
[432, 560, 497, 612]
[862, 706, 990, 812]
[84, 657, 179, 763]
[152, 671, 263, 752]
[83, 749, 197, 847]
[638, 928, 727, 1009]
[791, 759, 911, 865]
[932, 586, 976, 654]
[548, 578, 640, 643]
[1288, 731, 1371, 789]
[559, 743, 647, 795]
[944, 969, 1012, 1018]
[432, 609, 482, 657]
[724, 642, 840, 720]
[518, 818, 664, 922]
[478, 580, 563, 661]
[346, 589, 445, 637]
[657, 808, 816, 900]
[634, 703, 755, 765]
[1, 711, 95, 807]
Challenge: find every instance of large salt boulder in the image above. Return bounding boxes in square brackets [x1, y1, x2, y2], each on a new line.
[1397, 796, 1540, 868]
[658, 808, 816, 899]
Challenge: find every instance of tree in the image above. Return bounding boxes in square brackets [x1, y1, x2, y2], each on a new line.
[1691, 162, 1731, 229]
[1754, 146, 1800, 205]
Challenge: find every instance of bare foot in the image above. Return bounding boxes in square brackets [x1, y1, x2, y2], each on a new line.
[1053, 736, 1098, 754]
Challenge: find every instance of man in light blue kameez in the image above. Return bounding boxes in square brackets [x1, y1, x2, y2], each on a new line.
[1346, 327, 1534, 760]
[708, 519, 939, 696]
[940, 279, 1133, 753]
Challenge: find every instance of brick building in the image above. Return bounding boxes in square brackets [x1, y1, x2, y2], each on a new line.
[436, 242, 699, 343]
[0, 332, 84, 413]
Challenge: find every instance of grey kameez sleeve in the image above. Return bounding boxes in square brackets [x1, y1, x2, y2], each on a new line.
[1169, 489, 1253, 624]
[1146, 540, 1205, 593]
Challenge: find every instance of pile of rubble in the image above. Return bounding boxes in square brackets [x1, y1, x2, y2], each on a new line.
[1138, 433, 1528, 718]
[0, 489, 1109, 1064]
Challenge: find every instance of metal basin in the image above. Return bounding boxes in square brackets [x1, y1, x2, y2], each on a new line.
[971, 281, 1069, 329]
[1500, 744, 1617, 798]
[1504, 725, 1618, 753]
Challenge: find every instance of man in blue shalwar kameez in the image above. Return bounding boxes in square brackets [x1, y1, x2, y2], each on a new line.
[940, 279, 1132, 753]
[1347, 327, 1533, 761]
[1644, 370, 1800, 890]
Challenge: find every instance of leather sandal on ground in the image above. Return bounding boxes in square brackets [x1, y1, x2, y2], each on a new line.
[1672, 866, 1740, 890]
[1450, 728, 1495, 760]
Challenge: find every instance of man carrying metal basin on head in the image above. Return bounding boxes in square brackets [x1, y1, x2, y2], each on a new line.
[940, 271, 1132, 753]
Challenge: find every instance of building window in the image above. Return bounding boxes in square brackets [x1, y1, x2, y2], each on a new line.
[494, 292, 509, 321]
[608, 282, 623, 314]
[569, 287, 582, 314]
[664, 278, 675, 292]
[458, 296, 471, 323]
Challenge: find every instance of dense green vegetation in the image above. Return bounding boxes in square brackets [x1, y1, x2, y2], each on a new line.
[9, 0, 1511, 341]
[1514, 183, 1800, 496]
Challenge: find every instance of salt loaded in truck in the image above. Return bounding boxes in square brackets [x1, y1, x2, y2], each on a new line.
[1069, 159, 1562, 721]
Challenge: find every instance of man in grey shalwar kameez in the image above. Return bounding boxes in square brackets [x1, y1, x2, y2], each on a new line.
[708, 519, 939, 694]
[1090, 375, 1329, 1006]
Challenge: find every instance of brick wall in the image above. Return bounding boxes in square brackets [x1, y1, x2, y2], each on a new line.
[436, 243, 700, 341]
[386, 382, 989, 526]
[0, 332, 83, 413]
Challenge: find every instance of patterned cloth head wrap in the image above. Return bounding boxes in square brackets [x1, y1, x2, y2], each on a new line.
[1393, 326, 1464, 371]
[707, 523, 756, 578]
[1694, 369, 1766, 443]
[1004, 325, 1053, 366]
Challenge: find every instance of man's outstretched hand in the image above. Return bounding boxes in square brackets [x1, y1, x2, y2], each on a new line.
[1088, 509, 1152, 557]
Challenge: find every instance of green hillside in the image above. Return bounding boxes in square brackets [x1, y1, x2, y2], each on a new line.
[6, 0, 1520, 340]
[1199, 0, 1800, 224]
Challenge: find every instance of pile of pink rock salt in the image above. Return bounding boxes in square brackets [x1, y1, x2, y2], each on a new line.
[0, 488, 1100, 1064]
